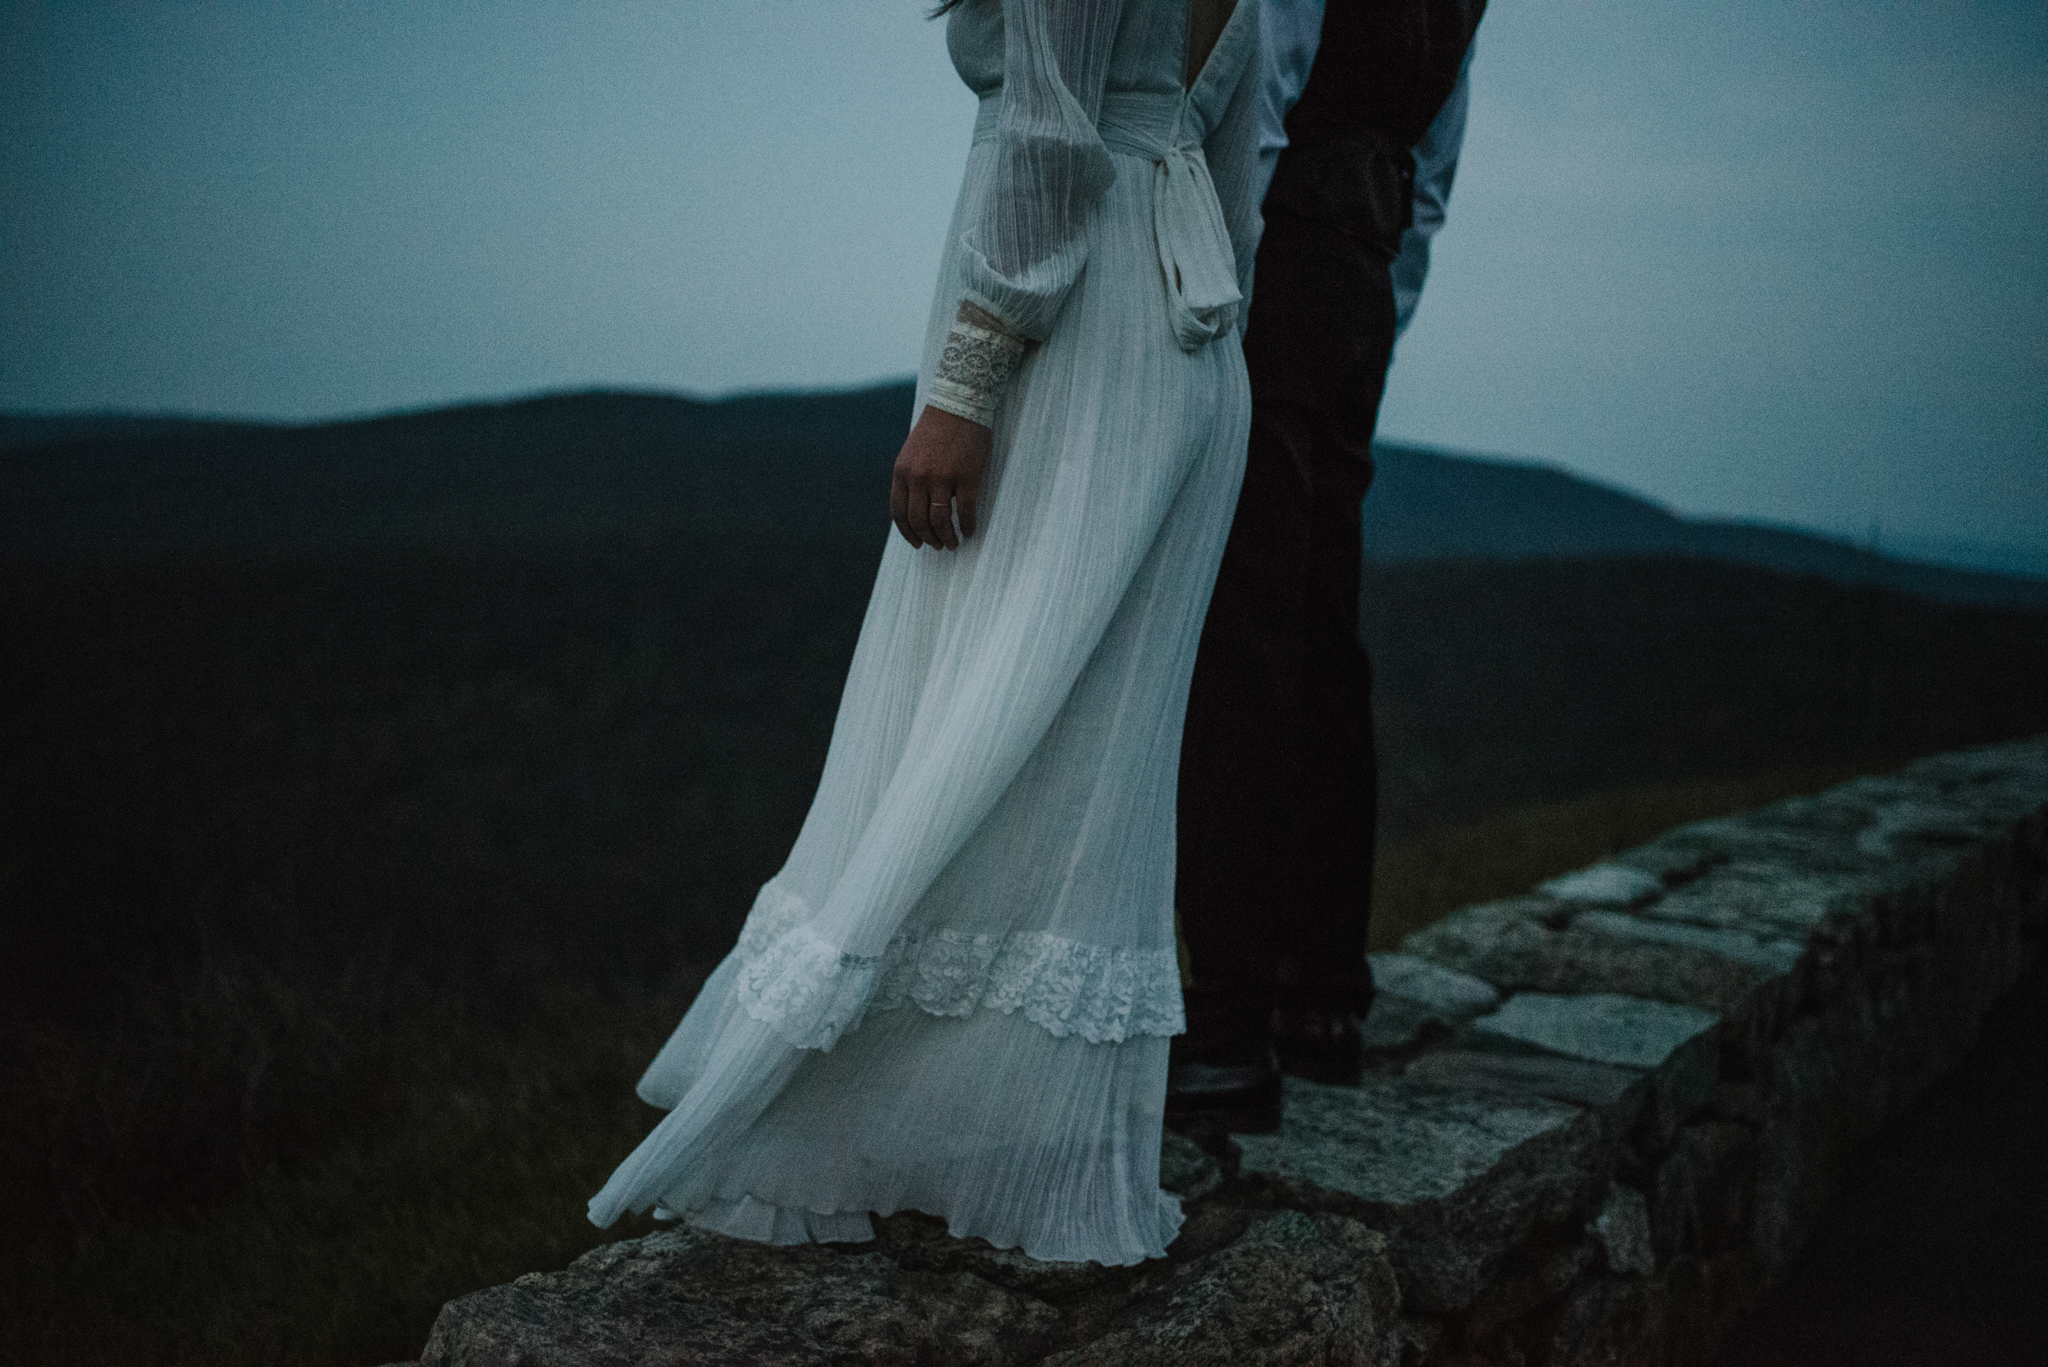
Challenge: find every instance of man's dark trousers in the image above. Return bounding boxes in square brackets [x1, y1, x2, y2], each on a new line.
[1174, 202, 1399, 1061]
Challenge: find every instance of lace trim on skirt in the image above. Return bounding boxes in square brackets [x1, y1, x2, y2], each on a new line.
[733, 882, 1185, 1050]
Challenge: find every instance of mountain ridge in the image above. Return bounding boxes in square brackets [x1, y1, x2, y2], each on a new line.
[5, 383, 2041, 610]
[1361, 441, 2047, 609]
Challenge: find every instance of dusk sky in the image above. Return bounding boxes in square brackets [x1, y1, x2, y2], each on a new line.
[4, 1, 2044, 573]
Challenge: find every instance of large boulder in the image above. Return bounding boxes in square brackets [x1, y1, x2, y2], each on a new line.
[1039, 1211, 1397, 1367]
[1234, 1076, 1606, 1314]
[420, 1227, 1064, 1367]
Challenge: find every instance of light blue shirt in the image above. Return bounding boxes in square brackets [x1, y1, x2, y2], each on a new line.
[1256, 0, 1327, 181]
[1394, 48, 1472, 334]
[1256, 2, 1472, 336]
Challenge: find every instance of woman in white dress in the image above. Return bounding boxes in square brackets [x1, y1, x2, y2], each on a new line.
[588, 0, 1270, 1267]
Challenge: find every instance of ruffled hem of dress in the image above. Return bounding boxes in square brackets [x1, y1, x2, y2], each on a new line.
[663, 1190, 1184, 1268]
[659, 1195, 877, 1247]
[733, 881, 1186, 1050]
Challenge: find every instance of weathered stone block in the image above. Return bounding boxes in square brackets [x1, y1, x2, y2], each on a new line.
[1648, 1122, 1757, 1263]
[1609, 840, 1728, 890]
[1165, 1200, 1266, 1264]
[1749, 1005, 1888, 1275]
[1469, 992, 1719, 1147]
[1370, 1316, 1443, 1367]
[1456, 1236, 1598, 1348]
[1575, 911, 1803, 975]
[1540, 1270, 1670, 1367]
[1853, 795, 2022, 863]
[1359, 992, 1452, 1056]
[1359, 996, 1458, 1057]
[420, 1226, 1063, 1367]
[1538, 864, 1663, 906]
[1646, 812, 1872, 880]
[1369, 953, 1502, 1019]
[868, 1211, 1111, 1305]
[1403, 899, 1790, 1024]
[1590, 1183, 1654, 1276]
[1574, 912, 1808, 1073]
[1403, 1049, 1647, 1141]
[1235, 1076, 1604, 1314]
[1040, 1211, 1397, 1367]
[1472, 992, 1717, 1072]
[1641, 864, 1877, 945]
[1662, 1248, 1768, 1367]
[1852, 941, 1974, 1116]
[1705, 1081, 1765, 1127]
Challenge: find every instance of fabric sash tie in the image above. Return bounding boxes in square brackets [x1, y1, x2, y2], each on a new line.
[974, 89, 1242, 352]
[1145, 140, 1241, 351]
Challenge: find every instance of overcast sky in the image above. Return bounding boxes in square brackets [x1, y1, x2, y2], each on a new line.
[4, 1, 2044, 571]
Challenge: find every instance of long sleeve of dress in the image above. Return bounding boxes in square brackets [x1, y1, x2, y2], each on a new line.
[958, 0, 1128, 342]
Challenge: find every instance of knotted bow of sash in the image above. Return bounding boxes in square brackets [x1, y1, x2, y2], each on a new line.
[1095, 91, 1243, 352]
[1147, 138, 1241, 351]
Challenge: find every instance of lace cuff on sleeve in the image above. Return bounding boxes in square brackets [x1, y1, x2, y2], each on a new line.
[926, 301, 1030, 429]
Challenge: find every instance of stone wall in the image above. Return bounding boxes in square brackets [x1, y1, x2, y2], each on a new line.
[413, 737, 2048, 1367]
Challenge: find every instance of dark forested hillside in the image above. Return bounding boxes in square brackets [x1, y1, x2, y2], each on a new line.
[6, 542, 2045, 1020]
[1362, 443, 2048, 611]
[1360, 557, 2048, 832]
[6, 384, 2047, 1001]
[9, 384, 2042, 607]
[0, 386, 917, 557]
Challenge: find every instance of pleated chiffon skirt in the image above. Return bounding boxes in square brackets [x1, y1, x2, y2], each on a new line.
[588, 126, 1253, 1267]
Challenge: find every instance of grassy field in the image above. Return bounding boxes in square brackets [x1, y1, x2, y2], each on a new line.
[4, 965, 677, 1366]
[4, 540, 2045, 1365]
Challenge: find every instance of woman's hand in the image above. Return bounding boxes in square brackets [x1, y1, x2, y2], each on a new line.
[890, 405, 992, 550]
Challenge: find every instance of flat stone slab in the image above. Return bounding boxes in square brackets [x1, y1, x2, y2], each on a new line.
[1473, 992, 1718, 1071]
[1539, 864, 1664, 906]
[1472, 992, 1720, 1145]
[1360, 955, 1504, 1052]
[1573, 911, 1804, 977]
[1637, 866, 1874, 940]
[1359, 991, 1450, 1054]
[1369, 952, 1503, 1019]
[1404, 1049, 1647, 1138]
[1403, 897, 1792, 1020]
[1235, 1076, 1604, 1314]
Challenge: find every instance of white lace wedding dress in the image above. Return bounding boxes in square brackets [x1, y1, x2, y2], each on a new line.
[589, 0, 1271, 1266]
